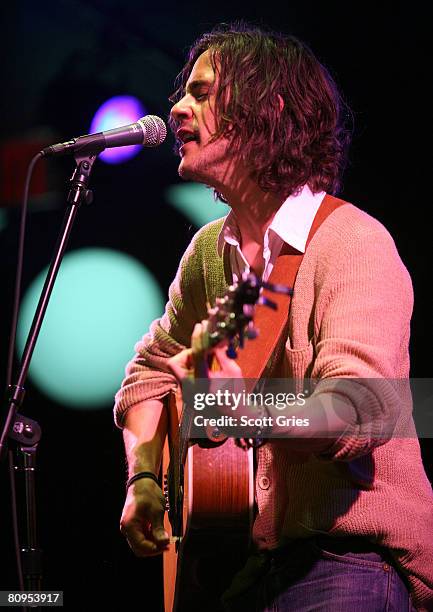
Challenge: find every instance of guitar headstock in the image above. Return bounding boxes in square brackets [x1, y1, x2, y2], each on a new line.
[205, 272, 292, 359]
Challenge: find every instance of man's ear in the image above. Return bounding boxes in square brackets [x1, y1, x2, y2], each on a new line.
[277, 94, 285, 112]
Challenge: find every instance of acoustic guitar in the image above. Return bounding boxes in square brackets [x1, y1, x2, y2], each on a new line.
[162, 273, 290, 611]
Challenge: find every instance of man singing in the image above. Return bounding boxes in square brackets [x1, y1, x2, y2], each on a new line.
[115, 24, 433, 611]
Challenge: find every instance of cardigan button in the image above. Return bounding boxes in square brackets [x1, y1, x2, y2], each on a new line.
[258, 476, 270, 490]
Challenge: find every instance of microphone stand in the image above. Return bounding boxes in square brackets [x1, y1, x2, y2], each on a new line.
[0, 149, 99, 594]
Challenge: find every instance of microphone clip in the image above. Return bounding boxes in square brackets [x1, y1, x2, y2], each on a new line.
[67, 154, 96, 207]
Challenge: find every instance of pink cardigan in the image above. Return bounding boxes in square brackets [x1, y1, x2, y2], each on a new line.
[114, 203, 433, 610]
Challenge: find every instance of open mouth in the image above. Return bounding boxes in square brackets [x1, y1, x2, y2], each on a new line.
[177, 128, 199, 149]
[182, 134, 197, 144]
[179, 135, 198, 156]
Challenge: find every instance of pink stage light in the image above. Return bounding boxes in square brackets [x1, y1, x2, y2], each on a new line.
[90, 95, 147, 164]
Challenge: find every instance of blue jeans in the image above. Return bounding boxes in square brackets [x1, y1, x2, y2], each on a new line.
[221, 538, 416, 611]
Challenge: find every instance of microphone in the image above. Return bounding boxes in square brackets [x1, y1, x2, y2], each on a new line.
[41, 115, 167, 157]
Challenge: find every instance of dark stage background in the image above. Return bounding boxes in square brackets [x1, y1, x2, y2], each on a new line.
[0, 2, 430, 611]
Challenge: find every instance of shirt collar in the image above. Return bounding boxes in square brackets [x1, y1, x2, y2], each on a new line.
[217, 185, 326, 256]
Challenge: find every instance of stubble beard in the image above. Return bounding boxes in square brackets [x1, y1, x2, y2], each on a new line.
[177, 140, 234, 191]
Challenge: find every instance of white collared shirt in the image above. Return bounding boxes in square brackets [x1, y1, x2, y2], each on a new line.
[217, 185, 326, 282]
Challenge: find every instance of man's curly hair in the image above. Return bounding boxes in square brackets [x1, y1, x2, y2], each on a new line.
[170, 23, 352, 199]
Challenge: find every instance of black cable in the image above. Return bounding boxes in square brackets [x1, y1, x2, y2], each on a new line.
[4, 151, 44, 607]
[6, 152, 44, 389]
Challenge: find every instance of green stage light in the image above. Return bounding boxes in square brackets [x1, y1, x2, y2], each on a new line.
[165, 182, 230, 227]
[17, 248, 165, 409]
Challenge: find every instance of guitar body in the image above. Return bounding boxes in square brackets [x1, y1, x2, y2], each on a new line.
[163, 393, 254, 612]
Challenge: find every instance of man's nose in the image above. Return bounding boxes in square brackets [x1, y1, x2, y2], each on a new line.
[170, 95, 193, 122]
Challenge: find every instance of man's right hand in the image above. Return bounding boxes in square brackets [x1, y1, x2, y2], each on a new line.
[120, 477, 170, 556]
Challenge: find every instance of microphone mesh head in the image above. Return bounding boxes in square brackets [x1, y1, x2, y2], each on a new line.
[138, 115, 167, 147]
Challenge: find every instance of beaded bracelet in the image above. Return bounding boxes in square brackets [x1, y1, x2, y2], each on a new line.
[126, 471, 159, 490]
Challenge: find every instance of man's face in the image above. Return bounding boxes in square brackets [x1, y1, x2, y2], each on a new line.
[170, 49, 232, 186]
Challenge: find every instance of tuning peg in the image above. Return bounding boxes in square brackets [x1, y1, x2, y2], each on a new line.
[258, 296, 278, 310]
[226, 341, 237, 359]
[243, 304, 254, 318]
[261, 281, 293, 296]
[246, 323, 258, 339]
